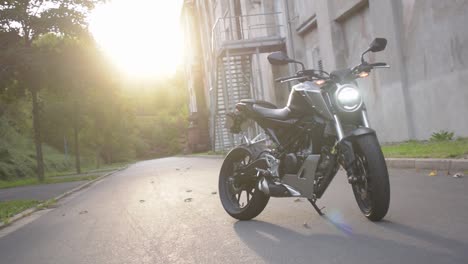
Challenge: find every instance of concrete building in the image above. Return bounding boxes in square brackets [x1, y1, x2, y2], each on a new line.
[181, 0, 468, 152]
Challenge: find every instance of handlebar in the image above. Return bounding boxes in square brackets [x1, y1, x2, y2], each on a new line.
[275, 62, 389, 83]
[275, 69, 328, 83]
[275, 76, 294, 82]
[353, 62, 390, 73]
[370, 62, 389, 67]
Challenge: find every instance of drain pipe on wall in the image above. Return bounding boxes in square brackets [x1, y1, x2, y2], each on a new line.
[282, 0, 298, 74]
[390, 0, 415, 140]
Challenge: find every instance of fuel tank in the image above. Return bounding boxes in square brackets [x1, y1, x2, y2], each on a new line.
[288, 81, 334, 120]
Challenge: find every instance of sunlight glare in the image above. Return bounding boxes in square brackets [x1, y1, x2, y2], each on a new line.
[89, 0, 183, 79]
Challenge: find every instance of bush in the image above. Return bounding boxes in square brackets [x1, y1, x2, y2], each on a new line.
[430, 130, 454, 141]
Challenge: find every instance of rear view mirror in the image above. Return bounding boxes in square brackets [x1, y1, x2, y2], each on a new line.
[267, 51, 305, 70]
[267, 52, 294, 65]
[361, 38, 387, 63]
[369, 38, 387, 52]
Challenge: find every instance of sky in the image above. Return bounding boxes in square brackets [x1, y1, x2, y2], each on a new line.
[89, 0, 184, 79]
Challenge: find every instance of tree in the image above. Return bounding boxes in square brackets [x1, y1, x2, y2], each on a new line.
[42, 34, 104, 173]
[0, 0, 100, 181]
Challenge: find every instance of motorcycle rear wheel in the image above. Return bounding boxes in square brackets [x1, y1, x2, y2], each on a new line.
[351, 134, 390, 221]
[219, 147, 269, 220]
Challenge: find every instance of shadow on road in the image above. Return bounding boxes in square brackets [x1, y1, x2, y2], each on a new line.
[233, 219, 466, 264]
[377, 220, 468, 258]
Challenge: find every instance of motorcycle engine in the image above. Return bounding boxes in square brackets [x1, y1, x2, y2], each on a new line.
[281, 146, 336, 178]
[281, 149, 311, 175]
[283, 153, 299, 174]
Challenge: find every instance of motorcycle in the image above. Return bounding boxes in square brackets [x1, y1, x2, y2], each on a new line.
[218, 38, 391, 221]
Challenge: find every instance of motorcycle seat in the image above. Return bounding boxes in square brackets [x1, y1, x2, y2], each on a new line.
[240, 99, 277, 109]
[252, 104, 292, 120]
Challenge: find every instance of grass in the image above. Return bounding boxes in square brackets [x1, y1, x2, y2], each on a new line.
[0, 174, 99, 189]
[382, 138, 468, 159]
[1, 116, 132, 181]
[190, 139, 468, 159]
[192, 139, 468, 159]
[0, 117, 75, 180]
[36, 198, 57, 210]
[0, 200, 40, 224]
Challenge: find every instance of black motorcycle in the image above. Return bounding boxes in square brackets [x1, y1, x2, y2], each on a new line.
[218, 38, 390, 221]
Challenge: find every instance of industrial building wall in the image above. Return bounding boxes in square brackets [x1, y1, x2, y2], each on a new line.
[341, 0, 468, 141]
[184, 0, 468, 145]
[399, 0, 468, 140]
[281, 0, 468, 142]
[334, 2, 410, 142]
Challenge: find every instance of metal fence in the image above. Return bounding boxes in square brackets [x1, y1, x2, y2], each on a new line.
[211, 12, 284, 53]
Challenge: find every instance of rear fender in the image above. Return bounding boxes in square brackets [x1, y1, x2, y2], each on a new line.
[223, 143, 269, 165]
[221, 145, 270, 177]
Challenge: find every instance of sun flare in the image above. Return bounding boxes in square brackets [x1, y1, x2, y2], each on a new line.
[89, 0, 183, 79]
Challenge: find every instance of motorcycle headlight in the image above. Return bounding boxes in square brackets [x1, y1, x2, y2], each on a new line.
[335, 84, 363, 112]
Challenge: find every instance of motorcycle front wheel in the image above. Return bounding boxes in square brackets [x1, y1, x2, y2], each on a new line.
[218, 147, 269, 220]
[351, 134, 390, 221]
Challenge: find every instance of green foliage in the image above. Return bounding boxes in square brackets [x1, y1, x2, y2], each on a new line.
[0, 64, 190, 181]
[135, 109, 188, 158]
[1, 0, 106, 181]
[0, 200, 40, 223]
[0, 2, 191, 180]
[0, 113, 74, 180]
[0, 1, 100, 39]
[430, 130, 455, 141]
[382, 138, 468, 159]
[130, 77, 190, 159]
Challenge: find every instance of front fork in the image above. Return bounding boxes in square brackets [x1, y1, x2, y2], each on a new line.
[361, 109, 371, 128]
[333, 109, 373, 183]
[333, 109, 371, 141]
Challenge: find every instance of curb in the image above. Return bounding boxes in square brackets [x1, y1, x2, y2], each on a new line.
[49, 168, 119, 179]
[0, 165, 130, 229]
[185, 155, 468, 171]
[385, 158, 468, 171]
[182, 154, 226, 159]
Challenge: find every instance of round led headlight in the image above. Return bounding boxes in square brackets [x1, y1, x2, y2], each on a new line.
[334, 84, 363, 112]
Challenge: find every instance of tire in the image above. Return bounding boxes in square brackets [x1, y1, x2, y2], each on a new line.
[219, 147, 269, 220]
[351, 134, 390, 221]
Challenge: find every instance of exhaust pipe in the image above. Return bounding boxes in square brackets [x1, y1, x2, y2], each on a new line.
[258, 178, 302, 197]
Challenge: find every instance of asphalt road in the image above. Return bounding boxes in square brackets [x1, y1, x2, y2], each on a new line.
[0, 157, 467, 264]
[0, 181, 87, 201]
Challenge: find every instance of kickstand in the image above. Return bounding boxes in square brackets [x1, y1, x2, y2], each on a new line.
[308, 199, 325, 216]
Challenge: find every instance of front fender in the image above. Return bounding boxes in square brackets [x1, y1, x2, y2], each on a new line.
[343, 127, 376, 140]
[339, 127, 376, 169]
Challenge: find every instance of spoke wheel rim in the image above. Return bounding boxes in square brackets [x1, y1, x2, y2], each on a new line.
[224, 154, 256, 209]
[352, 154, 373, 214]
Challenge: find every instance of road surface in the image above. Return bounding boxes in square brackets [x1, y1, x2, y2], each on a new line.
[0, 181, 87, 201]
[0, 157, 467, 264]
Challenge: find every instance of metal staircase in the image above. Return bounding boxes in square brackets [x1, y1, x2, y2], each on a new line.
[214, 55, 252, 151]
[211, 13, 285, 151]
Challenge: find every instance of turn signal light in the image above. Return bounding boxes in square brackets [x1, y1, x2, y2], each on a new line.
[358, 72, 369, 78]
[314, 79, 326, 85]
